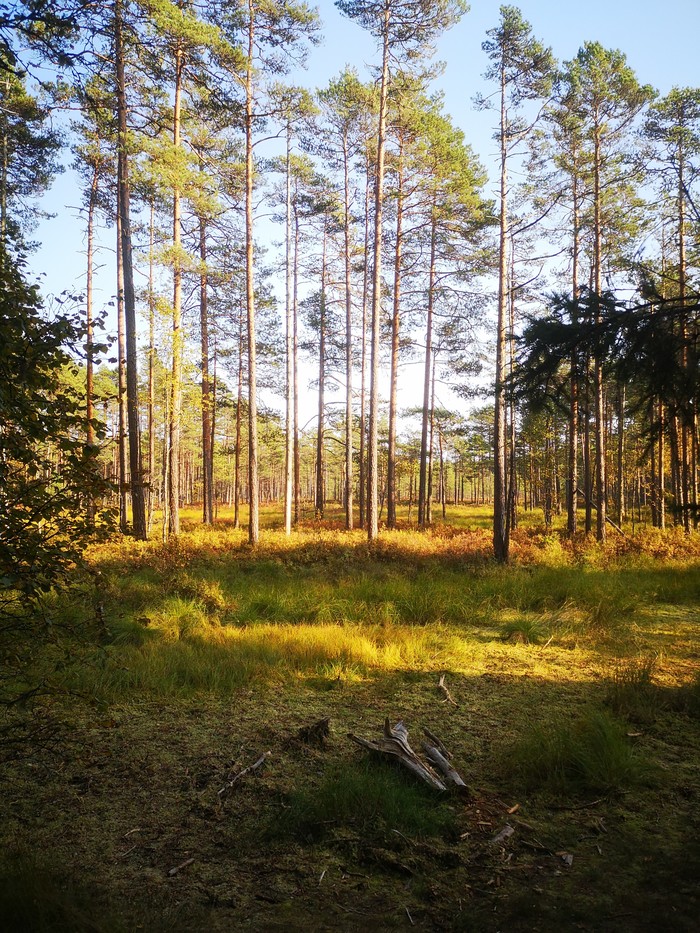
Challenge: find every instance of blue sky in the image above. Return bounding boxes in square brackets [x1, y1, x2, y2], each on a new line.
[29, 0, 699, 383]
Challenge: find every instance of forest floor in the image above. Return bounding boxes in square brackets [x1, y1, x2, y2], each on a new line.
[2, 505, 700, 931]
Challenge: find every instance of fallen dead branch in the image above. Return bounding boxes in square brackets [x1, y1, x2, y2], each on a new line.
[168, 857, 195, 877]
[547, 797, 604, 812]
[423, 727, 452, 760]
[421, 739, 470, 793]
[218, 751, 270, 801]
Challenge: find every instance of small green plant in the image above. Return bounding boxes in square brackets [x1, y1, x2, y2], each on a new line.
[501, 618, 545, 645]
[274, 760, 455, 841]
[509, 709, 650, 795]
[606, 656, 661, 723]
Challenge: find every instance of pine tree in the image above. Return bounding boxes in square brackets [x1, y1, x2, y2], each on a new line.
[316, 70, 372, 530]
[644, 87, 700, 529]
[217, 0, 319, 544]
[567, 42, 654, 540]
[336, 0, 468, 541]
[480, 4, 554, 561]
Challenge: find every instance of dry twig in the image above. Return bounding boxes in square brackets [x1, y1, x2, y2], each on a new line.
[437, 674, 458, 706]
[218, 751, 270, 800]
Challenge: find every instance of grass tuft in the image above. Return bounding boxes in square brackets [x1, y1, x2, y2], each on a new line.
[509, 709, 651, 795]
[606, 656, 661, 723]
[274, 759, 455, 842]
[501, 618, 546, 645]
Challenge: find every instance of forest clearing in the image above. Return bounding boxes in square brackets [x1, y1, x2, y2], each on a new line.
[2, 505, 700, 931]
[2, 0, 700, 929]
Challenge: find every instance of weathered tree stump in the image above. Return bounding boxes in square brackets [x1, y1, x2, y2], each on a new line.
[349, 719, 447, 791]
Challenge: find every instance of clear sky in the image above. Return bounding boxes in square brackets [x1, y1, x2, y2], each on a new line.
[28, 0, 699, 419]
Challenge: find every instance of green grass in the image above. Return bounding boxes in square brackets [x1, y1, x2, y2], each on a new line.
[275, 759, 456, 842]
[2, 507, 700, 931]
[0, 855, 120, 933]
[508, 708, 653, 795]
[606, 656, 662, 723]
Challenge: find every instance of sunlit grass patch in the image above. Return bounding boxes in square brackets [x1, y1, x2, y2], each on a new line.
[67, 621, 478, 700]
[142, 596, 221, 642]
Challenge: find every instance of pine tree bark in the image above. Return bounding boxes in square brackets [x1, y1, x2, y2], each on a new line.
[359, 158, 371, 530]
[115, 212, 128, 534]
[200, 216, 214, 525]
[418, 216, 436, 528]
[315, 230, 327, 518]
[593, 116, 606, 542]
[115, 0, 146, 539]
[293, 210, 301, 526]
[284, 125, 293, 534]
[387, 137, 404, 529]
[147, 199, 156, 534]
[568, 165, 580, 537]
[244, 7, 259, 545]
[234, 313, 243, 530]
[167, 40, 184, 538]
[343, 126, 354, 530]
[367, 7, 390, 541]
[493, 58, 509, 561]
[616, 385, 626, 526]
[85, 159, 98, 527]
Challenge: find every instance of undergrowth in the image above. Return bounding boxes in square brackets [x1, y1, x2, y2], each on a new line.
[2, 508, 700, 932]
[274, 759, 456, 842]
[508, 709, 652, 795]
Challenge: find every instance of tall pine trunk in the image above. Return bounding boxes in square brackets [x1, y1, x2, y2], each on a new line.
[593, 117, 606, 541]
[293, 211, 301, 526]
[343, 127, 354, 530]
[367, 9, 390, 541]
[115, 212, 128, 534]
[147, 200, 156, 534]
[85, 159, 98, 527]
[359, 158, 371, 529]
[315, 230, 327, 518]
[387, 138, 404, 529]
[418, 215, 436, 527]
[284, 126, 293, 534]
[244, 9, 259, 544]
[167, 41, 184, 537]
[200, 216, 214, 525]
[493, 58, 509, 561]
[115, 0, 146, 538]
